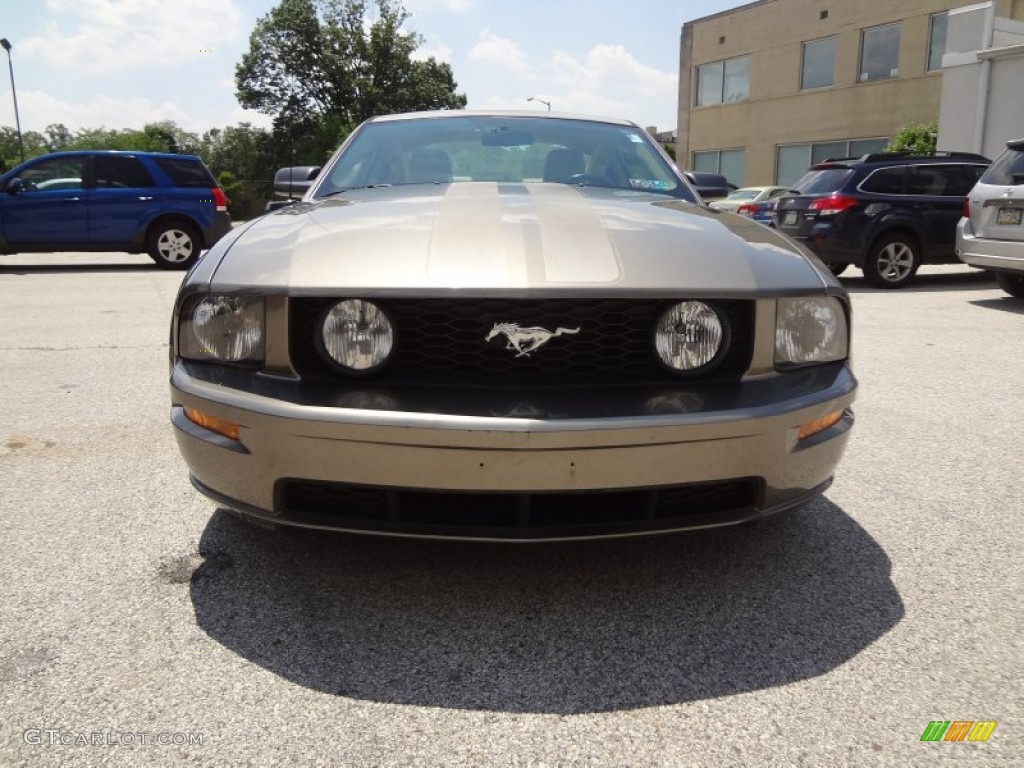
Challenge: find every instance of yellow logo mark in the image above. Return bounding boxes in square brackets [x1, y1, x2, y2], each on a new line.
[968, 721, 997, 742]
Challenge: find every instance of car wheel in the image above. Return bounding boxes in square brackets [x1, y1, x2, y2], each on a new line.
[994, 271, 1024, 297]
[864, 234, 920, 289]
[826, 263, 848, 277]
[148, 220, 201, 270]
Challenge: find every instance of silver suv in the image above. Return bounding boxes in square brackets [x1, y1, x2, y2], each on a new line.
[957, 138, 1024, 297]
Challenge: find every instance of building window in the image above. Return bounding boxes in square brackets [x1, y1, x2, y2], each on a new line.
[692, 148, 745, 186]
[775, 138, 888, 186]
[696, 55, 750, 105]
[927, 13, 948, 71]
[801, 36, 836, 90]
[859, 23, 901, 82]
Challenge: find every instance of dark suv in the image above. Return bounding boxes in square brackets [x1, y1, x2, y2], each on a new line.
[775, 152, 990, 288]
[0, 150, 232, 269]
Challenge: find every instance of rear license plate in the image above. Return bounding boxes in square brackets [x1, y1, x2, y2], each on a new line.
[784, 211, 798, 226]
[996, 207, 1022, 225]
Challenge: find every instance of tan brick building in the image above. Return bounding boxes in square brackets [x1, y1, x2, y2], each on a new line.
[676, 0, 1024, 187]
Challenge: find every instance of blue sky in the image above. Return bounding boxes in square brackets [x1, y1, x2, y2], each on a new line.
[0, 0, 751, 137]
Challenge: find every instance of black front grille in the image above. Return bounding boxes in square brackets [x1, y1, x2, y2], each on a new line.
[289, 298, 754, 385]
[277, 478, 762, 538]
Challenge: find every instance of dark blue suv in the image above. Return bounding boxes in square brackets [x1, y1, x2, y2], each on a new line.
[0, 150, 232, 269]
[775, 152, 989, 288]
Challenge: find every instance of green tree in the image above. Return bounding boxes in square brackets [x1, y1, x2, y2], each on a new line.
[216, 169, 247, 217]
[0, 127, 49, 168]
[200, 122, 276, 182]
[44, 123, 73, 151]
[235, 0, 466, 162]
[886, 122, 938, 156]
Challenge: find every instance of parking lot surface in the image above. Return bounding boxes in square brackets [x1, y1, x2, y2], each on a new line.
[1, 254, 1020, 766]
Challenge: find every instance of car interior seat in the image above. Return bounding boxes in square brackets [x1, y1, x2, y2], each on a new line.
[543, 149, 586, 182]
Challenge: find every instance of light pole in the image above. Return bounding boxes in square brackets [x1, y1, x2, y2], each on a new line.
[0, 38, 24, 164]
[527, 96, 551, 112]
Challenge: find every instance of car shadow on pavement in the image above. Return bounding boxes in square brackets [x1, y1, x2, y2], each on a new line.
[968, 297, 1024, 314]
[188, 499, 901, 714]
[840, 269, 993, 293]
[0, 263, 159, 274]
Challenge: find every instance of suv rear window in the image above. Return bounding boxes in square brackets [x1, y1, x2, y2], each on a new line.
[861, 167, 905, 194]
[790, 168, 853, 194]
[152, 157, 217, 188]
[979, 147, 1024, 186]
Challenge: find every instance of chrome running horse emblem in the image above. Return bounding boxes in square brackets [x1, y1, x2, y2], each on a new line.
[485, 322, 581, 357]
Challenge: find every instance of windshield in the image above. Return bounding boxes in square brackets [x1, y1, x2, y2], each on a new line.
[980, 147, 1024, 186]
[789, 168, 854, 195]
[313, 115, 691, 200]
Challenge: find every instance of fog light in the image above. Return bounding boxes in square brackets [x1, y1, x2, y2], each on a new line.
[184, 407, 240, 441]
[797, 410, 843, 440]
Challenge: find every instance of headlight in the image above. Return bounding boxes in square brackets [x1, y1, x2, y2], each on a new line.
[180, 294, 265, 362]
[775, 296, 848, 366]
[654, 301, 726, 372]
[321, 299, 394, 371]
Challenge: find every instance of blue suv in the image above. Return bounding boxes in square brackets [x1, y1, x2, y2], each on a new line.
[775, 152, 989, 288]
[0, 150, 232, 269]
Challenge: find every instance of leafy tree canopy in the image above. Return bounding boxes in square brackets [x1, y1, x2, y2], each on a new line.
[886, 122, 938, 156]
[235, 0, 466, 134]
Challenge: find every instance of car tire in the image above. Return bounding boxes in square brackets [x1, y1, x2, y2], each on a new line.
[148, 220, 201, 270]
[826, 263, 848, 277]
[864, 233, 920, 289]
[994, 271, 1024, 297]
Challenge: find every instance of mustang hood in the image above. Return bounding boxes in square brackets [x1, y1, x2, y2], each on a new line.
[208, 183, 831, 296]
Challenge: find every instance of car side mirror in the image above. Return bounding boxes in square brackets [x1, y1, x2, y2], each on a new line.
[265, 199, 297, 212]
[273, 166, 321, 198]
[5, 177, 24, 195]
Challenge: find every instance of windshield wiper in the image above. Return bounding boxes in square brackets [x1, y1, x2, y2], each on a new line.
[320, 184, 393, 198]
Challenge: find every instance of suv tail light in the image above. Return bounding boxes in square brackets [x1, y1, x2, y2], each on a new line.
[211, 187, 228, 212]
[963, 197, 970, 219]
[809, 194, 858, 216]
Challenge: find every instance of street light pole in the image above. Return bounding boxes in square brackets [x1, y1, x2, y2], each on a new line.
[1, 37, 25, 164]
[527, 96, 551, 112]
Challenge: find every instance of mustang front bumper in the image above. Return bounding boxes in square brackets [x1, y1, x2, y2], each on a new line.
[170, 361, 856, 540]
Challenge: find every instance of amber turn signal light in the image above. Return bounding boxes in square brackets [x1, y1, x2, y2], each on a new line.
[184, 407, 241, 441]
[797, 410, 843, 441]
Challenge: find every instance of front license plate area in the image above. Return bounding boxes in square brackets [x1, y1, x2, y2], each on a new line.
[996, 207, 1022, 225]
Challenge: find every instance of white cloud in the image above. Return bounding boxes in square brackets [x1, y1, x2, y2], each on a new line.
[21, 0, 244, 74]
[544, 45, 678, 129]
[406, 0, 475, 11]
[468, 30, 529, 71]
[412, 39, 453, 63]
[14, 89, 271, 134]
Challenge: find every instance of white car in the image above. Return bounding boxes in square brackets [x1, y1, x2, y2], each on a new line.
[709, 186, 789, 213]
[957, 138, 1024, 297]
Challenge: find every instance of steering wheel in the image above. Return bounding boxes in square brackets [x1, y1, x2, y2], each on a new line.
[565, 173, 611, 187]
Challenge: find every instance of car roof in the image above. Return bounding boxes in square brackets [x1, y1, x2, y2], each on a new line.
[812, 151, 990, 170]
[365, 110, 639, 128]
[20, 150, 204, 162]
[1006, 138, 1024, 150]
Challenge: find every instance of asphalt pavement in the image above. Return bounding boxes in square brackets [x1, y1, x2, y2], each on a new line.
[0, 254, 1020, 766]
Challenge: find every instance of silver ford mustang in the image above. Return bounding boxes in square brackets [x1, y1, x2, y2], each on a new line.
[170, 111, 856, 540]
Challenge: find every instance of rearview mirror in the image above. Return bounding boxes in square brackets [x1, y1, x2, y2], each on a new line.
[481, 129, 534, 148]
